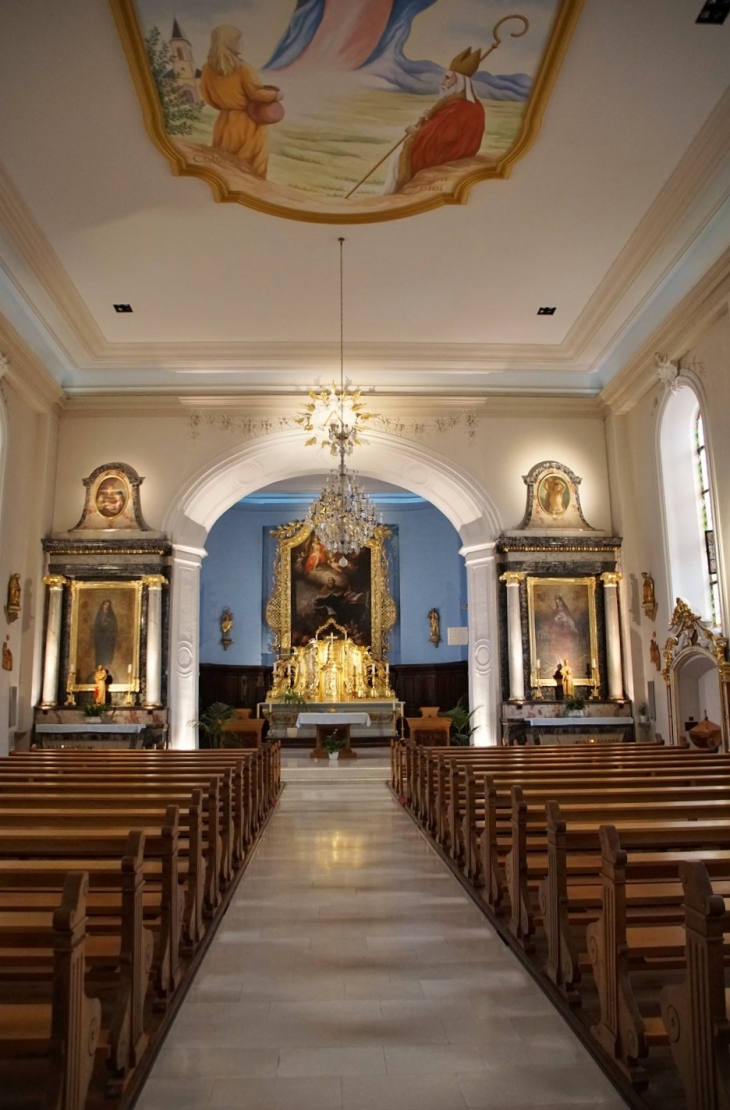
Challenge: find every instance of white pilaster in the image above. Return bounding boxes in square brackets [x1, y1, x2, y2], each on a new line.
[168, 546, 205, 749]
[500, 571, 526, 702]
[40, 575, 67, 706]
[462, 542, 500, 746]
[601, 572, 624, 701]
[143, 575, 167, 708]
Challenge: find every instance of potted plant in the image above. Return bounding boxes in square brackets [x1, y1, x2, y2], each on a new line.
[277, 688, 308, 736]
[637, 703, 650, 725]
[322, 733, 345, 761]
[564, 696, 586, 717]
[439, 697, 479, 746]
[190, 701, 235, 749]
[83, 702, 105, 719]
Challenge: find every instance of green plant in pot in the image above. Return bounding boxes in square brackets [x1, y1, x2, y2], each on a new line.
[190, 701, 235, 749]
[83, 702, 105, 718]
[322, 733, 345, 758]
[439, 697, 479, 746]
[564, 696, 586, 716]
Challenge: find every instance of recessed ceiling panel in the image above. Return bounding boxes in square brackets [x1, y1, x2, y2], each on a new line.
[111, 0, 583, 223]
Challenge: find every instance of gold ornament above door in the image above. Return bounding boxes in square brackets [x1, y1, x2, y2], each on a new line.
[111, 0, 583, 223]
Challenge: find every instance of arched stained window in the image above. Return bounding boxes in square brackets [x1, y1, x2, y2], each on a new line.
[660, 383, 723, 628]
[694, 410, 720, 625]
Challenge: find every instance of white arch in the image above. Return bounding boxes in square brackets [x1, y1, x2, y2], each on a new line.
[163, 429, 504, 748]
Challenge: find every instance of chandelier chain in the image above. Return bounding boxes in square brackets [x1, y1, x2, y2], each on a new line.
[306, 237, 381, 558]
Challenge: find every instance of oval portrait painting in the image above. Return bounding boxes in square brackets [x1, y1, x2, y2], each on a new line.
[537, 474, 570, 517]
[95, 477, 129, 519]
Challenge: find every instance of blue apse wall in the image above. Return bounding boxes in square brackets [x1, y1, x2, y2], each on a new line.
[199, 492, 468, 667]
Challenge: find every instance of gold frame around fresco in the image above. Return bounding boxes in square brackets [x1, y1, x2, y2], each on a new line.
[108, 0, 585, 225]
[265, 521, 396, 659]
[527, 576, 598, 688]
[68, 580, 143, 694]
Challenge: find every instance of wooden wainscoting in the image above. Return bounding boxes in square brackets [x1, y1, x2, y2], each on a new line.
[389, 662, 468, 718]
[199, 665, 272, 716]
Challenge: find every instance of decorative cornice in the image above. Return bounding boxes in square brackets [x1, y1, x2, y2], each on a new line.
[599, 244, 730, 414]
[62, 392, 602, 420]
[0, 314, 66, 413]
[564, 84, 730, 369]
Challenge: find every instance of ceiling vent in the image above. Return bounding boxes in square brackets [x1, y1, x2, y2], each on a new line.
[537, 306, 556, 315]
[696, 1, 729, 23]
[113, 304, 133, 313]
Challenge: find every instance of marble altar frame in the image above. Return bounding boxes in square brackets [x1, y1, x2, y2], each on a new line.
[265, 520, 396, 660]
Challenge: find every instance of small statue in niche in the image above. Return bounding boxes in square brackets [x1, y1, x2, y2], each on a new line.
[428, 607, 441, 648]
[4, 573, 21, 624]
[93, 664, 109, 705]
[562, 659, 574, 699]
[2, 637, 12, 671]
[553, 661, 564, 701]
[641, 573, 658, 620]
[220, 608, 234, 651]
[649, 632, 661, 672]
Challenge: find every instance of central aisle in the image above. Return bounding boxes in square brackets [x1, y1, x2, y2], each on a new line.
[136, 755, 626, 1110]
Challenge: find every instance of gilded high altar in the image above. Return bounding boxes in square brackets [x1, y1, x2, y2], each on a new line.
[266, 619, 395, 702]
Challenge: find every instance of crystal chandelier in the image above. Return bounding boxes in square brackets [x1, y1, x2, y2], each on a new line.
[305, 238, 380, 561]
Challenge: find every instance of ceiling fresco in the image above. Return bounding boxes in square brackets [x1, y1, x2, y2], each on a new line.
[111, 0, 583, 223]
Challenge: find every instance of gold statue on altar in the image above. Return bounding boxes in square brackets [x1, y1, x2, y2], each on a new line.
[267, 618, 394, 702]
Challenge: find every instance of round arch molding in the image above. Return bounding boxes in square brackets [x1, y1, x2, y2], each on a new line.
[164, 429, 503, 749]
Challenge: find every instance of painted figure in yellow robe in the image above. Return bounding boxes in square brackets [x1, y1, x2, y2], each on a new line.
[200, 25, 282, 179]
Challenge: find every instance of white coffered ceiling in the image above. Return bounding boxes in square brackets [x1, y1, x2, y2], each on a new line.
[0, 0, 729, 401]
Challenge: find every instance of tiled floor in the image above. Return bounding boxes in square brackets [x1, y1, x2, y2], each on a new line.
[136, 751, 628, 1110]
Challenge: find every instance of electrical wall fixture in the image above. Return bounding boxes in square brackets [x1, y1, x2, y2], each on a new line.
[696, 1, 729, 24]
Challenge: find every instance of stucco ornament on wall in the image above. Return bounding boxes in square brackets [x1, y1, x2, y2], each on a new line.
[72, 462, 150, 532]
[519, 460, 597, 531]
[655, 353, 680, 394]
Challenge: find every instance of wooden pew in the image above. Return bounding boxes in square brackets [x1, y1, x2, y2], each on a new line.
[0, 796, 204, 954]
[660, 860, 730, 1110]
[0, 871, 101, 1110]
[0, 809, 181, 1006]
[581, 824, 730, 1087]
[0, 830, 152, 1087]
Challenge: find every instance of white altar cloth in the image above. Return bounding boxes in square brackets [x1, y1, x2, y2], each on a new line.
[525, 717, 633, 727]
[296, 713, 371, 728]
[35, 723, 147, 734]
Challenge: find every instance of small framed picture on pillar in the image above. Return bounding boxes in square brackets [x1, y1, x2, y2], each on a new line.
[68, 580, 143, 699]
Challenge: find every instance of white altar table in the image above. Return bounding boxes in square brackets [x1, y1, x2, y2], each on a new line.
[296, 713, 371, 760]
[34, 722, 148, 749]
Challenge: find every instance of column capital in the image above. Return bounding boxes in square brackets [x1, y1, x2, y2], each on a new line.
[500, 571, 526, 585]
[600, 571, 622, 586]
[142, 574, 168, 589]
[43, 575, 68, 589]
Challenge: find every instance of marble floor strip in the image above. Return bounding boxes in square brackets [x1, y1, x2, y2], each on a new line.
[136, 752, 628, 1110]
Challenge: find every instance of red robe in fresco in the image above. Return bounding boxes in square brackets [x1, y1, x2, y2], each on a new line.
[389, 93, 485, 192]
[410, 97, 486, 176]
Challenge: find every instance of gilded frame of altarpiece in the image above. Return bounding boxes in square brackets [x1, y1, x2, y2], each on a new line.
[265, 521, 396, 659]
[527, 575, 599, 690]
[67, 579, 143, 697]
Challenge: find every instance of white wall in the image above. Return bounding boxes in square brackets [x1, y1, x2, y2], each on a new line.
[0, 378, 58, 753]
[609, 306, 730, 743]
